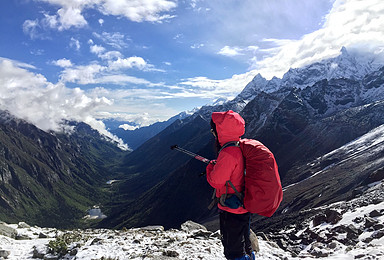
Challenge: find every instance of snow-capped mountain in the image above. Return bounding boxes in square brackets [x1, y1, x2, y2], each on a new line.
[281, 47, 381, 89]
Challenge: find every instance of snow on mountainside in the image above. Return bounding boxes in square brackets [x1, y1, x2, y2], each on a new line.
[192, 47, 383, 126]
[280, 47, 381, 90]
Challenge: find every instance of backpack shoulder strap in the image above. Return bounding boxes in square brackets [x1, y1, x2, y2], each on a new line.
[218, 141, 240, 154]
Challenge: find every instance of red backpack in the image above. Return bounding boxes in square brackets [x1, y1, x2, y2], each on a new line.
[221, 139, 283, 217]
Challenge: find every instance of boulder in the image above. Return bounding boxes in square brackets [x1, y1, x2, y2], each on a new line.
[140, 226, 165, 232]
[325, 209, 342, 224]
[312, 213, 327, 226]
[17, 222, 31, 229]
[0, 222, 17, 238]
[180, 221, 207, 233]
[0, 250, 10, 258]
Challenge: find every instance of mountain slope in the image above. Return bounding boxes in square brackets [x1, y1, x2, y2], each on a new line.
[250, 123, 384, 234]
[0, 111, 127, 228]
[101, 48, 384, 230]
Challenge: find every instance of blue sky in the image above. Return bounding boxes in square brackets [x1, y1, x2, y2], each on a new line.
[0, 0, 384, 143]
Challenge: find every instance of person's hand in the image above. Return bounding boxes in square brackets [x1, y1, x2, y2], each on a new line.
[206, 160, 216, 174]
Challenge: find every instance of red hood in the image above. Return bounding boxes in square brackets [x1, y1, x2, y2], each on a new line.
[212, 110, 245, 145]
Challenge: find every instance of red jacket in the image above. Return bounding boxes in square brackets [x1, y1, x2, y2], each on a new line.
[206, 110, 248, 214]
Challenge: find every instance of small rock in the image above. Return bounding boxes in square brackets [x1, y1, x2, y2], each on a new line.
[190, 230, 212, 239]
[325, 209, 342, 224]
[69, 248, 78, 256]
[140, 226, 164, 232]
[345, 224, 361, 240]
[0, 222, 17, 238]
[33, 245, 47, 259]
[163, 250, 179, 257]
[364, 217, 378, 228]
[373, 223, 384, 230]
[16, 234, 31, 240]
[352, 216, 364, 224]
[39, 232, 48, 238]
[90, 238, 103, 245]
[180, 221, 207, 233]
[17, 222, 31, 229]
[276, 238, 288, 249]
[369, 209, 382, 218]
[250, 229, 260, 253]
[43, 254, 59, 260]
[0, 250, 10, 258]
[372, 230, 384, 239]
[313, 213, 327, 226]
[362, 237, 373, 243]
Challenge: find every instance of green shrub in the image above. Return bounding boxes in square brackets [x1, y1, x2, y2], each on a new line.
[48, 231, 83, 256]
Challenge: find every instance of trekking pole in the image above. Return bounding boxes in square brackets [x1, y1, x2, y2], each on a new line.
[170, 145, 211, 164]
[170, 145, 214, 176]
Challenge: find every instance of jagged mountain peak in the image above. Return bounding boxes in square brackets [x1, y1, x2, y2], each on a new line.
[281, 46, 380, 89]
[238, 73, 268, 101]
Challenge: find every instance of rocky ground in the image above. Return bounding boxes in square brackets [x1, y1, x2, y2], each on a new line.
[268, 181, 384, 259]
[1, 182, 384, 259]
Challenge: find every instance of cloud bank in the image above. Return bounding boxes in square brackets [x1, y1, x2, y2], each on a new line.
[252, 0, 384, 79]
[23, 0, 177, 39]
[0, 58, 128, 150]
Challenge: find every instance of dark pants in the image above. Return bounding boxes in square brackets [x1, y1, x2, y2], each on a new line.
[220, 211, 252, 259]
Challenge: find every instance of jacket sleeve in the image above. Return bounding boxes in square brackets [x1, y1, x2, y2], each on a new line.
[206, 150, 236, 189]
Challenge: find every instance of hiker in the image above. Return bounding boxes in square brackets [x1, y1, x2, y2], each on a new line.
[206, 110, 256, 260]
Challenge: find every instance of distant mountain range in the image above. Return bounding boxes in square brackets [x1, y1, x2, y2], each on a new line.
[1, 47, 384, 233]
[105, 110, 196, 150]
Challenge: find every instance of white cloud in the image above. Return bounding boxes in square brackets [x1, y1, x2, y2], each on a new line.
[52, 58, 73, 68]
[98, 51, 123, 60]
[218, 45, 260, 58]
[59, 63, 105, 84]
[191, 43, 204, 49]
[96, 74, 153, 85]
[43, 7, 88, 31]
[88, 88, 180, 125]
[0, 58, 128, 149]
[22, 19, 43, 40]
[58, 57, 159, 86]
[90, 44, 106, 55]
[98, 0, 177, 23]
[26, 0, 178, 34]
[218, 46, 244, 57]
[92, 32, 129, 49]
[70, 37, 81, 50]
[179, 70, 258, 99]
[251, 0, 384, 79]
[119, 124, 139, 131]
[108, 57, 149, 70]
